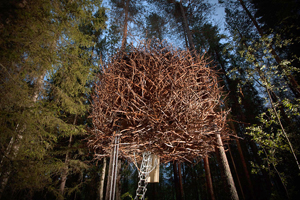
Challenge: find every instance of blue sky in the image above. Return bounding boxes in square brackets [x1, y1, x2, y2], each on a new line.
[100, 0, 228, 49]
[210, 0, 226, 32]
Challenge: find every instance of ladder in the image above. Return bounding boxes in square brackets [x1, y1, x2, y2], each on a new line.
[134, 152, 157, 200]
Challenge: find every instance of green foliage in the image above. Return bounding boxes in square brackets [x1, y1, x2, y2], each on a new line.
[121, 192, 134, 200]
[0, 0, 106, 198]
[247, 109, 289, 173]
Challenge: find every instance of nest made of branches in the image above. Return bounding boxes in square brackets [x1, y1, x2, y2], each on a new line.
[89, 40, 229, 163]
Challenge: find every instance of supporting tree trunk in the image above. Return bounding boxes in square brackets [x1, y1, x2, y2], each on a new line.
[204, 155, 215, 200]
[105, 155, 113, 200]
[178, 162, 185, 200]
[99, 158, 107, 200]
[173, 161, 182, 200]
[216, 133, 239, 200]
[215, 146, 229, 198]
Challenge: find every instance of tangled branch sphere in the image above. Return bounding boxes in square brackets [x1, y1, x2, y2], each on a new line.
[89, 40, 229, 163]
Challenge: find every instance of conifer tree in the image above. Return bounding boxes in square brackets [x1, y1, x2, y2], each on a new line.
[0, 0, 106, 198]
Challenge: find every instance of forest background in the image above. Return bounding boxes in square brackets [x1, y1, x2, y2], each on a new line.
[0, 0, 300, 200]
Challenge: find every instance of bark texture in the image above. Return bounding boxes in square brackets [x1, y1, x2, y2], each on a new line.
[204, 155, 215, 200]
[99, 158, 107, 200]
[179, 0, 195, 51]
[173, 161, 182, 200]
[228, 145, 245, 200]
[121, 0, 130, 51]
[178, 162, 185, 200]
[105, 154, 113, 200]
[216, 133, 239, 200]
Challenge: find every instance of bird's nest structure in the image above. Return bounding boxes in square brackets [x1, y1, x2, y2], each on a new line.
[89, 40, 229, 163]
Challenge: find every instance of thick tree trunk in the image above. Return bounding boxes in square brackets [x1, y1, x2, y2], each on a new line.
[216, 133, 239, 200]
[215, 146, 229, 197]
[99, 158, 107, 200]
[121, 0, 130, 51]
[204, 155, 215, 200]
[238, 0, 300, 97]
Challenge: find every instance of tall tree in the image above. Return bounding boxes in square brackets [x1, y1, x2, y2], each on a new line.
[0, 0, 106, 199]
[204, 155, 215, 200]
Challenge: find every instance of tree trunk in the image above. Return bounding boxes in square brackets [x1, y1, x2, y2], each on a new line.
[191, 164, 201, 200]
[59, 115, 77, 197]
[179, 0, 195, 51]
[229, 122, 254, 199]
[227, 145, 245, 200]
[173, 161, 182, 200]
[178, 162, 185, 200]
[121, 0, 130, 51]
[182, 163, 187, 200]
[105, 155, 113, 200]
[204, 155, 215, 200]
[99, 157, 107, 200]
[238, 0, 300, 97]
[115, 159, 122, 200]
[216, 133, 239, 200]
[215, 146, 229, 197]
[0, 134, 23, 198]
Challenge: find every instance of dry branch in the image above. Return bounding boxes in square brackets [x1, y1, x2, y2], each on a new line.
[88, 40, 229, 163]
